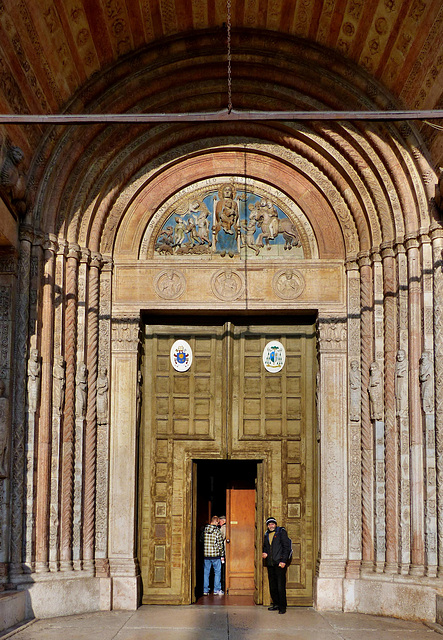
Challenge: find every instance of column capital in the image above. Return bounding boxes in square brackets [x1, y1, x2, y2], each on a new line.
[112, 316, 141, 352]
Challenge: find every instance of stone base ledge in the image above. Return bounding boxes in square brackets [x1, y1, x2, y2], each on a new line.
[343, 577, 441, 622]
[0, 591, 27, 633]
[16, 577, 112, 619]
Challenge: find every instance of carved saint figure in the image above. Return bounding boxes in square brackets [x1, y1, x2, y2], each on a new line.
[214, 184, 239, 256]
[28, 348, 41, 413]
[0, 379, 9, 478]
[136, 370, 143, 427]
[368, 361, 383, 421]
[349, 360, 361, 422]
[395, 349, 408, 417]
[419, 351, 434, 414]
[75, 362, 88, 419]
[53, 356, 66, 416]
[97, 367, 109, 421]
[0, 144, 29, 216]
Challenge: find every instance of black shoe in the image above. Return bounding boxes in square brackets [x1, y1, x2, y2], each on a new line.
[278, 609, 286, 614]
[268, 605, 279, 611]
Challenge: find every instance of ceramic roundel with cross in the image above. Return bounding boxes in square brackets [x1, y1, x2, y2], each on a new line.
[263, 340, 286, 373]
[170, 340, 193, 372]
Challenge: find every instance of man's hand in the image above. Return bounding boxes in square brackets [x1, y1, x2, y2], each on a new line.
[278, 562, 286, 568]
[262, 552, 268, 558]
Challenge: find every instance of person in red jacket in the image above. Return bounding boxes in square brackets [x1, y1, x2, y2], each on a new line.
[262, 517, 291, 614]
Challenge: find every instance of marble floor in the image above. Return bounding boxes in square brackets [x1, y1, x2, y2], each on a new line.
[3, 606, 443, 640]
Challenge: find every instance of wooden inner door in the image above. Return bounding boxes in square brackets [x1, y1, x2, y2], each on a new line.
[226, 488, 255, 595]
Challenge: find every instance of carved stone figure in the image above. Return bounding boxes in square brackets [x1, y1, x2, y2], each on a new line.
[53, 356, 66, 416]
[395, 349, 408, 417]
[0, 143, 29, 216]
[368, 361, 383, 421]
[97, 367, 109, 421]
[28, 348, 41, 414]
[349, 360, 361, 422]
[0, 379, 9, 478]
[75, 362, 88, 419]
[136, 370, 142, 427]
[435, 167, 443, 212]
[419, 351, 434, 414]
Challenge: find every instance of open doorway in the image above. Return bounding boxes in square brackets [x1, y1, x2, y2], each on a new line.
[193, 460, 260, 604]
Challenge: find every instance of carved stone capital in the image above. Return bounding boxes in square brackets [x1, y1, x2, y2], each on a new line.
[43, 233, 58, 256]
[345, 258, 359, 272]
[357, 253, 371, 269]
[112, 317, 141, 352]
[405, 235, 420, 251]
[18, 223, 34, 244]
[101, 255, 114, 273]
[90, 251, 103, 269]
[317, 317, 347, 352]
[67, 243, 81, 261]
[80, 247, 91, 264]
[57, 239, 69, 257]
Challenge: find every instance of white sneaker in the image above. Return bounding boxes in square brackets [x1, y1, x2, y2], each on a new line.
[215, 590, 224, 595]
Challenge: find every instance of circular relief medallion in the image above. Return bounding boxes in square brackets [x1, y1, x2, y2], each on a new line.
[272, 269, 305, 300]
[263, 341, 286, 373]
[154, 269, 186, 300]
[170, 340, 193, 372]
[211, 269, 245, 301]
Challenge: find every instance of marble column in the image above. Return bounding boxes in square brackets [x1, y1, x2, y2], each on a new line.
[83, 252, 102, 571]
[35, 234, 58, 573]
[108, 315, 141, 609]
[60, 243, 80, 571]
[315, 316, 348, 611]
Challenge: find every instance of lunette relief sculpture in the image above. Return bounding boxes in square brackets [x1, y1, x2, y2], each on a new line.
[368, 361, 383, 421]
[349, 360, 361, 422]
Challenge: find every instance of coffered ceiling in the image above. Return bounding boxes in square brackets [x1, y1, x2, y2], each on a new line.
[0, 0, 442, 167]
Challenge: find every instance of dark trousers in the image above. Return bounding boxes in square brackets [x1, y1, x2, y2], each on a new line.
[267, 564, 287, 611]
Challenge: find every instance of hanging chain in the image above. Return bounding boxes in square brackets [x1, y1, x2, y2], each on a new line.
[226, 0, 233, 113]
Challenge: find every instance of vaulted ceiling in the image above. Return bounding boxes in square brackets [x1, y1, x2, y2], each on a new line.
[0, 1, 442, 163]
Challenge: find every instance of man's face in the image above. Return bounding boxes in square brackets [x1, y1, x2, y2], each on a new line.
[267, 522, 276, 532]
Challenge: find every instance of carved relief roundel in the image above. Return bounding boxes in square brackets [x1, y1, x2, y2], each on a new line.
[211, 269, 245, 301]
[272, 269, 305, 299]
[154, 270, 186, 299]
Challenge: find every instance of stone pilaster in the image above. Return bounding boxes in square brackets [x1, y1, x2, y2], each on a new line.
[10, 225, 33, 579]
[345, 259, 362, 575]
[381, 244, 398, 573]
[108, 314, 141, 610]
[358, 254, 374, 569]
[430, 227, 443, 576]
[315, 315, 347, 610]
[95, 257, 113, 576]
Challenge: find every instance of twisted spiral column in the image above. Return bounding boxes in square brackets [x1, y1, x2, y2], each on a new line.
[60, 244, 79, 571]
[359, 256, 374, 567]
[381, 246, 399, 570]
[35, 235, 57, 572]
[83, 253, 102, 570]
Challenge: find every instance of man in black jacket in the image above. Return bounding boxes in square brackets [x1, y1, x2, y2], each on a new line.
[262, 516, 290, 614]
